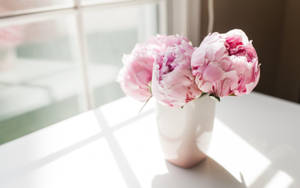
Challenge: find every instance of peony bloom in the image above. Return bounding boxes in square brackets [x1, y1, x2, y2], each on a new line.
[191, 29, 260, 97]
[152, 39, 201, 107]
[118, 35, 192, 102]
[118, 44, 154, 101]
[146, 35, 191, 52]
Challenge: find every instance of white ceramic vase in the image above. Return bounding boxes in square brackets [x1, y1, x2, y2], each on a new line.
[156, 95, 216, 168]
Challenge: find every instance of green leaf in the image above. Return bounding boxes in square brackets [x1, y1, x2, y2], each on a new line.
[200, 92, 207, 98]
[209, 94, 221, 102]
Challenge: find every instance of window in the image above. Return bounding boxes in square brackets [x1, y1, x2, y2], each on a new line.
[0, 0, 166, 145]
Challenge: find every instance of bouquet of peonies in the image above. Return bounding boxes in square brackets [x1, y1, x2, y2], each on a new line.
[118, 29, 260, 108]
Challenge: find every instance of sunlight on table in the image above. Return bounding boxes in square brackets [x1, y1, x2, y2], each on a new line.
[0, 94, 299, 188]
[264, 170, 293, 188]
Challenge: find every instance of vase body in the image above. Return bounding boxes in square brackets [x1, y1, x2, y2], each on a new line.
[156, 95, 216, 168]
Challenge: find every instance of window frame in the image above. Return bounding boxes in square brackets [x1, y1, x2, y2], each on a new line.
[0, 0, 168, 111]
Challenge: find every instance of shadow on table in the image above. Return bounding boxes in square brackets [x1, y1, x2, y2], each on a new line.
[152, 157, 246, 188]
[215, 93, 300, 187]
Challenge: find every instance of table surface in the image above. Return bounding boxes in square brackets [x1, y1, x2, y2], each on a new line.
[0, 93, 300, 188]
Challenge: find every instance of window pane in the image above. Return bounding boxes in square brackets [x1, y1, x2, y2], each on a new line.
[0, 0, 74, 17]
[83, 2, 159, 107]
[0, 15, 86, 144]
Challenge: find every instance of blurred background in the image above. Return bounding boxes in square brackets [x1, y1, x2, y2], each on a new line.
[0, 0, 299, 144]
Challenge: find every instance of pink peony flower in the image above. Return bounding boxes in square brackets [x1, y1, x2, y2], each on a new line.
[191, 29, 260, 97]
[118, 44, 154, 102]
[146, 35, 191, 52]
[118, 35, 192, 102]
[152, 39, 201, 107]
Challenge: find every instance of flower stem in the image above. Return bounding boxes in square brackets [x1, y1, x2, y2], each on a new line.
[139, 95, 152, 113]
